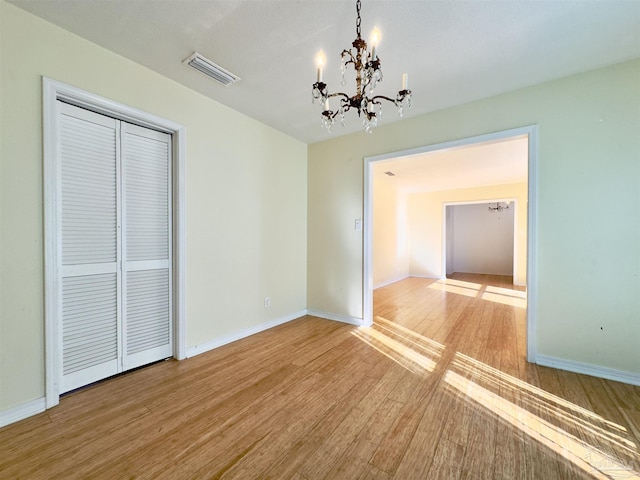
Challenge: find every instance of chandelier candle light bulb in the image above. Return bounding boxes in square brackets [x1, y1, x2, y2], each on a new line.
[315, 50, 326, 83]
[370, 27, 380, 60]
[311, 0, 412, 133]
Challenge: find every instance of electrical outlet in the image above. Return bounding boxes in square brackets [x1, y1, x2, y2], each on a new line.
[264, 297, 271, 308]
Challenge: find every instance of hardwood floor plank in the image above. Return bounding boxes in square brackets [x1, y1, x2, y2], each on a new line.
[459, 406, 497, 480]
[324, 397, 404, 479]
[367, 375, 438, 475]
[260, 373, 386, 479]
[425, 437, 466, 480]
[391, 387, 451, 479]
[296, 365, 407, 479]
[358, 463, 392, 480]
[49, 364, 302, 479]
[213, 358, 382, 478]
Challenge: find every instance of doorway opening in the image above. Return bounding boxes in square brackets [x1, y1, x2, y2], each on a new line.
[363, 126, 537, 362]
[444, 199, 519, 283]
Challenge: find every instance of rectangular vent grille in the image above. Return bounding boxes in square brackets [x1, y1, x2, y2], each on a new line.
[183, 52, 240, 86]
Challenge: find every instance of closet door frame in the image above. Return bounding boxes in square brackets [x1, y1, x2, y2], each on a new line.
[43, 77, 186, 409]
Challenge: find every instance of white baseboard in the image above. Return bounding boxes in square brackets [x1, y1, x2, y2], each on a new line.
[536, 355, 640, 386]
[374, 275, 410, 290]
[306, 309, 364, 327]
[185, 309, 307, 358]
[0, 397, 46, 428]
[409, 274, 442, 280]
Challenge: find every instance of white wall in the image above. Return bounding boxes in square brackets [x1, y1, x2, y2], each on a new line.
[0, 2, 307, 415]
[372, 175, 409, 288]
[449, 203, 515, 275]
[308, 58, 640, 376]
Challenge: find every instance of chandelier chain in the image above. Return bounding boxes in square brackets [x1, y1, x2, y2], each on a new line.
[356, 0, 361, 38]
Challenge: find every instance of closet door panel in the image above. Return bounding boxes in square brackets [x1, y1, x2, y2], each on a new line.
[58, 102, 121, 393]
[121, 123, 172, 370]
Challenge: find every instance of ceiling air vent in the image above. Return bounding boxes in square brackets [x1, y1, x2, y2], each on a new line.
[183, 52, 240, 86]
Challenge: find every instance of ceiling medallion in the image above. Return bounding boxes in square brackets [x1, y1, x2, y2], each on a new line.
[312, 0, 412, 133]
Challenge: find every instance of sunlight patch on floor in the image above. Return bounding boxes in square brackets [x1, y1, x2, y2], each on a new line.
[429, 280, 479, 297]
[440, 278, 483, 290]
[428, 278, 528, 308]
[485, 285, 527, 298]
[481, 291, 527, 308]
[444, 369, 640, 479]
[455, 352, 629, 435]
[375, 316, 445, 352]
[352, 318, 445, 375]
[357, 311, 639, 479]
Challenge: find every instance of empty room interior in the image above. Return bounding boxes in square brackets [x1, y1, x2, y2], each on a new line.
[1, 1, 639, 478]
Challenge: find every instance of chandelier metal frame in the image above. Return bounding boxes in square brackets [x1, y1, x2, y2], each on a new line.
[312, 0, 412, 133]
[488, 202, 510, 213]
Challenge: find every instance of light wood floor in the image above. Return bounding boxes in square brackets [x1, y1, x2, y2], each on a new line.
[1, 274, 639, 479]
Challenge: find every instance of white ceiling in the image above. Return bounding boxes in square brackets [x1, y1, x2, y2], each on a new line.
[8, 0, 640, 144]
[373, 135, 528, 194]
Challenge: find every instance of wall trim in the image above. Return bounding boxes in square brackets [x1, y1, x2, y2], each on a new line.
[42, 77, 187, 409]
[526, 126, 539, 363]
[185, 310, 307, 358]
[0, 397, 46, 428]
[374, 275, 410, 290]
[408, 274, 442, 280]
[306, 309, 365, 326]
[536, 355, 640, 386]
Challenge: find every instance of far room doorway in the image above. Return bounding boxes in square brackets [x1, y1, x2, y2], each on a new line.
[363, 126, 537, 361]
[444, 200, 519, 283]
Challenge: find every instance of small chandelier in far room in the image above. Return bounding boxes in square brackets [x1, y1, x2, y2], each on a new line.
[311, 0, 412, 133]
[488, 202, 510, 213]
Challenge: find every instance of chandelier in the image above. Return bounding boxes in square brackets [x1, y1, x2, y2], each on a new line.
[311, 0, 412, 133]
[488, 202, 510, 213]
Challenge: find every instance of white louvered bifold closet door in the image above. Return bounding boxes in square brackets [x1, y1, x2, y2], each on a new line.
[59, 103, 121, 393]
[58, 102, 172, 394]
[121, 123, 172, 370]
